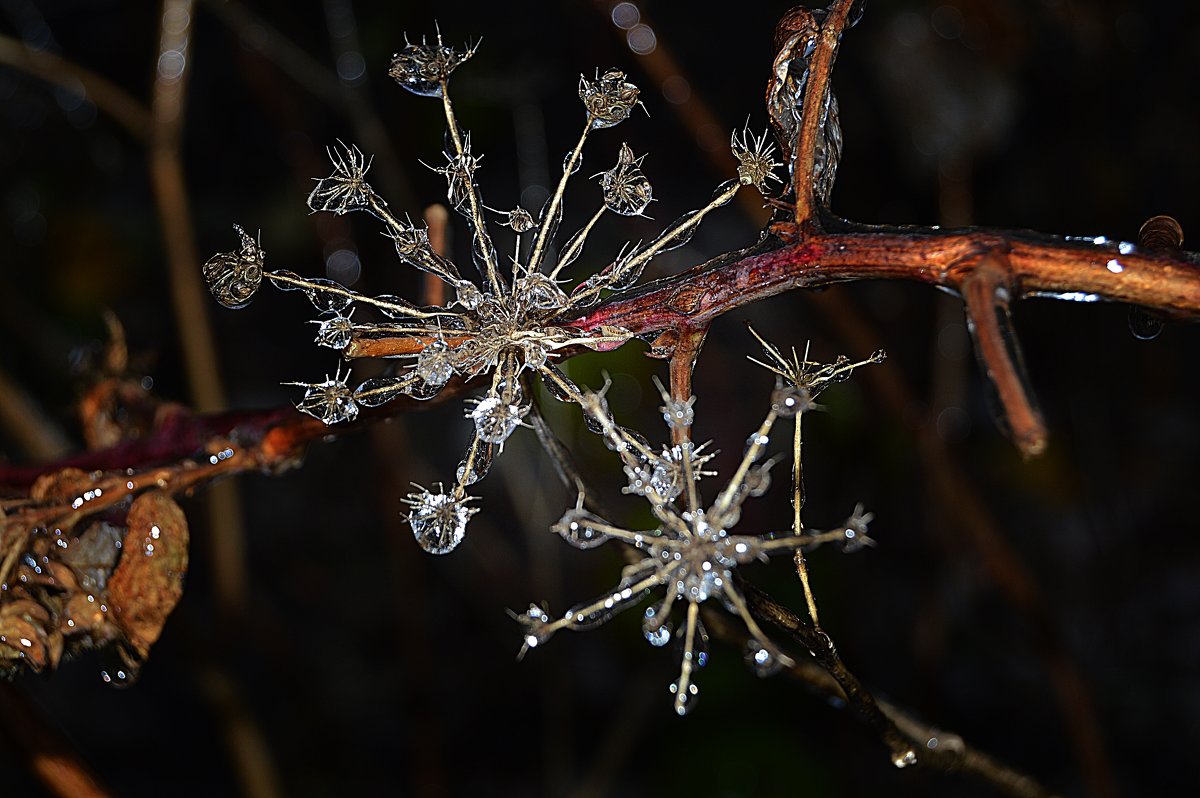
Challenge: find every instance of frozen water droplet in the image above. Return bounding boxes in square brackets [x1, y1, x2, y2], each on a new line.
[374, 294, 421, 319]
[295, 376, 358, 424]
[642, 603, 673, 646]
[469, 395, 528, 444]
[301, 278, 355, 312]
[203, 224, 264, 309]
[771, 384, 813, 417]
[744, 639, 784, 677]
[515, 273, 568, 311]
[456, 442, 494, 486]
[670, 679, 699, 715]
[579, 69, 641, 129]
[454, 280, 483, 310]
[552, 507, 610, 549]
[314, 314, 354, 349]
[1128, 307, 1164, 340]
[661, 396, 695, 429]
[388, 35, 475, 97]
[600, 143, 653, 216]
[415, 340, 455, 387]
[307, 141, 374, 215]
[403, 486, 477, 554]
[353, 376, 411, 408]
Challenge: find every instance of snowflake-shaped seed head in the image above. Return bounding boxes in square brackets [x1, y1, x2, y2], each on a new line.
[653, 376, 696, 429]
[389, 31, 476, 97]
[501, 206, 535, 233]
[289, 368, 358, 425]
[202, 224, 265, 309]
[731, 128, 783, 192]
[312, 311, 355, 350]
[599, 143, 654, 216]
[579, 69, 642, 129]
[402, 484, 479, 554]
[415, 339, 455, 388]
[467, 395, 529, 445]
[307, 141, 375, 215]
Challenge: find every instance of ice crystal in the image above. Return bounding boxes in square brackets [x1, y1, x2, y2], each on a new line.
[402, 484, 478, 554]
[518, 365, 877, 715]
[307, 141, 374, 215]
[205, 28, 783, 552]
[202, 224, 264, 309]
[288, 369, 358, 425]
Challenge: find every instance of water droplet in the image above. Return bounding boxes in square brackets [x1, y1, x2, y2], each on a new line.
[771, 384, 814, 416]
[403, 486, 478, 554]
[670, 679, 699, 715]
[599, 143, 653, 216]
[642, 604, 673, 646]
[415, 340, 455, 388]
[203, 224, 264, 309]
[744, 639, 784, 677]
[892, 749, 918, 768]
[353, 376, 411, 408]
[469, 395, 528, 444]
[455, 441, 494, 486]
[295, 376, 358, 424]
[552, 507, 610, 549]
[579, 69, 642, 129]
[314, 313, 355, 349]
[388, 34, 475, 97]
[1128, 307, 1164, 340]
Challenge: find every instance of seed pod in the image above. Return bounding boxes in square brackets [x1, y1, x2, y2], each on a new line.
[203, 224, 265, 309]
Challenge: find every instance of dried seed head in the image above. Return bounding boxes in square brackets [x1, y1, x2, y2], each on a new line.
[501, 206, 535, 233]
[731, 128, 782, 192]
[290, 370, 359, 425]
[312, 312, 355, 350]
[403, 484, 478, 554]
[307, 141, 375, 215]
[415, 339, 455, 388]
[203, 224, 265, 309]
[599, 143, 653, 216]
[579, 69, 642, 129]
[467, 395, 528, 445]
[514, 272, 568, 311]
[389, 32, 476, 97]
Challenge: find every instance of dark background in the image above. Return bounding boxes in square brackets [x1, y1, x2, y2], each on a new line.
[2, 1, 1198, 796]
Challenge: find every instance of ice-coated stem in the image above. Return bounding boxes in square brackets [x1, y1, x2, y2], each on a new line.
[529, 122, 593, 274]
[712, 409, 778, 520]
[439, 79, 505, 295]
[673, 601, 702, 715]
[549, 205, 607, 281]
[266, 271, 448, 320]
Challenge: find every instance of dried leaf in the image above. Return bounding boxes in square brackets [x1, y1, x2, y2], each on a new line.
[107, 492, 189, 661]
[29, 467, 91, 502]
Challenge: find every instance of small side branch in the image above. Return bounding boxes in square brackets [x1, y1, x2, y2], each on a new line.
[957, 251, 1045, 458]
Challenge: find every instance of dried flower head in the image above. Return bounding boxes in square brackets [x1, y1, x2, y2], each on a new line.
[598, 143, 653, 216]
[307, 141, 375, 215]
[202, 224, 265, 309]
[286, 368, 358, 425]
[518, 373, 875, 715]
[206, 28, 780, 552]
[388, 31, 476, 97]
[402, 484, 479, 554]
[731, 128, 783, 192]
[579, 69, 643, 129]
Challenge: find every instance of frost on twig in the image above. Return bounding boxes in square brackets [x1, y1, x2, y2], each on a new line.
[518, 338, 880, 715]
[202, 30, 782, 553]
